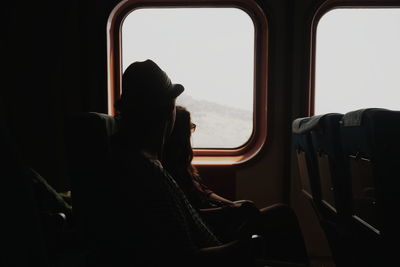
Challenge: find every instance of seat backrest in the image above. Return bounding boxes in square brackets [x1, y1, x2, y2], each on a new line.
[310, 113, 352, 219]
[292, 116, 323, 204]
[65, 112, 118, 246]
[293, 114, 354, 266]
[340, 108, 400, 265]
[1, 123, 50, 267]
[341, 108, 400, 234]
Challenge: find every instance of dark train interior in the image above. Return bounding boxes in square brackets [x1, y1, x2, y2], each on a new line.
[2, 0, 399, 266]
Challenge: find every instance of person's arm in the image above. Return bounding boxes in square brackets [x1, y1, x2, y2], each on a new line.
[193, 175, 238, 207]
[208, 192, 239, 207]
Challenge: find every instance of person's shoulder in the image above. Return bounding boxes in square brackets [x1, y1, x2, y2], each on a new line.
[118, 151, 165, 182]
[143, 158, 169, 182]
[121, 151, 153, 172]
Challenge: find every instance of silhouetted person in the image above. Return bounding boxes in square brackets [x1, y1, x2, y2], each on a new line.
[163, 106, 245, 210]
[108, 60, 255, 267]
[163, 105, 310, 264]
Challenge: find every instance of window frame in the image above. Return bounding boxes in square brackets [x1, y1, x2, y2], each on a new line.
[310, 0, 400, 116]
[107, 0, 268, 165]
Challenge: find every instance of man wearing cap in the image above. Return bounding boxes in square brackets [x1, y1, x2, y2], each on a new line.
[109, 60, 255, 267]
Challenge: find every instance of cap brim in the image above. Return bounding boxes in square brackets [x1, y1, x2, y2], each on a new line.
[115, 83, 184, 111]
[169, 83, 184, 98]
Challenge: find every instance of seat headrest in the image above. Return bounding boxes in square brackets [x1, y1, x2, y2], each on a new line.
[70, 112, 117, 136]
[292, 113, 341, 134]
[65, 112, 118, 163]
[342, 108, 390, 127]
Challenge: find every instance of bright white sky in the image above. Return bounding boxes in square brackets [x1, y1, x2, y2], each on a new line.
[122, 8, 400, 116]
[121, 8, 254, 111]
[315, 8, 400, 115]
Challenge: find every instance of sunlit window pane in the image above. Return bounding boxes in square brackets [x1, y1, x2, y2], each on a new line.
[315, 9, 400, 115]
[122, 8, 254, 148]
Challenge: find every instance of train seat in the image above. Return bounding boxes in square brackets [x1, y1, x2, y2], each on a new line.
[1, 123, 51, 266]
[308, 113, 356, 266]
[1, 122, 81, 266]
[65, 112, 118, 258]
[293, 114, 354, 267]
[292, 115, 324, 208]
[309, 113, 352, 220]
[340, 108, 400, 265]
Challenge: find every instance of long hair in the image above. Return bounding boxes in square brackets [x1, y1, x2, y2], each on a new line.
[163, 106, 198, 180]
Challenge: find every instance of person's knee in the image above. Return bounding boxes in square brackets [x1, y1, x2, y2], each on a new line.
[238, 200, 260, 218]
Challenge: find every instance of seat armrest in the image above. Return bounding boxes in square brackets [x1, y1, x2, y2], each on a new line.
[199, 207, 224, 213]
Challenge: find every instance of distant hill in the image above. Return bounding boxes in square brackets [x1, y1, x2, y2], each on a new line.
[176, 94, 252, 148]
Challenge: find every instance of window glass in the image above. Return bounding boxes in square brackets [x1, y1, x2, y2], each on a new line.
[122, 8, 254, 148]
[315, 9, 400, 115]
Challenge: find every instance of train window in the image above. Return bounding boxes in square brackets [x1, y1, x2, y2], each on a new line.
[314, 8, 400, 115]
[108, 1, 267, 163]
[121, 8, 253, 149]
